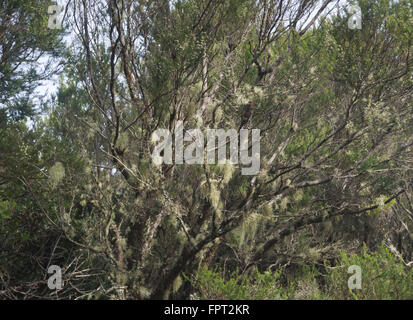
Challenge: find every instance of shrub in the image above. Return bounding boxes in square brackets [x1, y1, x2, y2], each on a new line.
[325, 245, 413, 300]
[189, 267, 292, 300]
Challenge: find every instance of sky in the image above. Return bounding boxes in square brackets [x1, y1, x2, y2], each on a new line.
[34, 0, 353, 111]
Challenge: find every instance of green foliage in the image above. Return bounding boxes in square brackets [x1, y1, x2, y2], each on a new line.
[1, 0, 413, 300]
[0, 0, 65, 121]
[325, 245, 413, 300]
[189, 266, 292, 300]
[191, 245, 413, 300]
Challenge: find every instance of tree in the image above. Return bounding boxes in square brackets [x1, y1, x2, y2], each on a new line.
[38, 0, 411, 299]
[0, 0, 64, 122]
[1, 0, 412, 300]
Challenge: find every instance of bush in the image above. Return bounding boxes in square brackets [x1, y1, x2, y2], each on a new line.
[189, 245, 413, 300]
[189, 267, 292, 300]
[325, 245, 413, 300]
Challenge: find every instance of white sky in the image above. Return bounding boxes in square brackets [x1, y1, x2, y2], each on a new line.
[34, 0, 353, 109]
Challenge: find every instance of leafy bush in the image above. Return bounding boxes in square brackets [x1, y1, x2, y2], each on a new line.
[190, 245, 413, 300]
[325, 245, 413, 300]
[189, 267, 292, 300]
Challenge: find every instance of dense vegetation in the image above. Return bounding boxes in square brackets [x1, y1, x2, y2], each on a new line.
[0, 0, 412, 299]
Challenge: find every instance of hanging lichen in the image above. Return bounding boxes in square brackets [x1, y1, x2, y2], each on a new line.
[49, 162, 65, 188]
